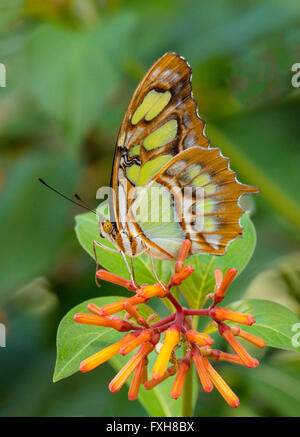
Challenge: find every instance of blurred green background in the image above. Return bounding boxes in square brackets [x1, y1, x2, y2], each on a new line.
[0, 0, 300, 417]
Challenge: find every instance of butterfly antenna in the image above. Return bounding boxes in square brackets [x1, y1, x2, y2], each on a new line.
[37, 177, 96, 214]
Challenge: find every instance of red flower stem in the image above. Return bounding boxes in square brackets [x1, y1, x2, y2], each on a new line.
[156, 323, 175, 334]
[151, 313, 176, 328]
[183, 309, 210, 316]
[129, 324, 144, 331]
[166, 291, 183, 312]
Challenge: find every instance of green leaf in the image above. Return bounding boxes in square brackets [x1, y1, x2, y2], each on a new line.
[54, 296, 181, 417]
[232, 361, 300, 417]
[226, 299, 299, 353]
[180, 212, 256, 310]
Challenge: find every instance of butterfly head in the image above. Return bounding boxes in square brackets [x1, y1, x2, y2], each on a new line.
[99, 219, 114, 238]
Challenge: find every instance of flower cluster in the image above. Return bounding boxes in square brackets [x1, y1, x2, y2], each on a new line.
[74, 240, 265, 407]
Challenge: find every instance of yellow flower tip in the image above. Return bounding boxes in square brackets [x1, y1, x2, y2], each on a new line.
[186, 329, 214, 346]
[96, 269, 134, 290]
[171, 265, 194, 286]
[137, 283, 168, 299]
[171, 360, 190, 400]
[211, 307, 255, 326]
[191, 348, 213, 393]
[119, 329, 154, 356]
[152, 326, 180, 380]
[203, 356, 240, 408]
[109, 342, 154, 393]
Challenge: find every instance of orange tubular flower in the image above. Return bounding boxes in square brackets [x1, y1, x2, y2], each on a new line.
[79, 333, 136, 373]
[214, 268, 237, 303]
[128, 359, 145, 401]
[96, 269, 136, 291]
[203, 356, 240, 408]
[74, 237, 265, 408]
[119, 329, 154, 356]
[191, 348, 213, 392]
[144, 366, 176, 390]
[220, 325, 257, 368]
[171, 266, 194, 286]
[210, 307, 255, 326]
[152, 326, 180, 380]
[141, 358, 148, 384]
[137, 283, 168, 299]
[123, 302, 147, 327]
[186, 329, 214, 346]
[99, 295, 146, 316]
[109, 342, 154, 393]
[231, 326, 266, 348]
[211, 350, 259, 367]
[74, 313, 132, 332]
[175, 239, 192, 273]
[214, 269, 223, 291]
[171, 360, 190, 400]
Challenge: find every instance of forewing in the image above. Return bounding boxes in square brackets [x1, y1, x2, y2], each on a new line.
[110, 52, 209, 228]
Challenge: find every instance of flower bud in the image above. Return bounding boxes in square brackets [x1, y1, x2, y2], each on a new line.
[175, 240, 192, 273]
[79, 333, 136, 373]
[171, 266, 194, 286]
[128, 360, 144, 401]
[210, 307, 255, 326]
[171, 360, 190, 400]
[96, 269, 136, 291]
[74, 312, 132, 332]
[203, 356, 240, 408]
[231, 326, 266, 348]
[219, 324, 257, 368]
[109, 342, 154, 393]
[137, 283, 168, 299]
[119, 329, 154, 356]
[214, 268, 237, 303]
[191, 348, 213, 392]
[186, 329, 214, 346]
[152, 326, 180, 380]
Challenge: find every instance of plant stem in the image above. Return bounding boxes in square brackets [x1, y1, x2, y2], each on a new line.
[181, 344, 193, 417]
[184, 309, 210, 316]
[166, 291, 183, 312]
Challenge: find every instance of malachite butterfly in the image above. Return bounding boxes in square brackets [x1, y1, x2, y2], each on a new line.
[96, 52, 259, 265]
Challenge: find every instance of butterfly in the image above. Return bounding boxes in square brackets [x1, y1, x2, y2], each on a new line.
[96, 52, 258, 277]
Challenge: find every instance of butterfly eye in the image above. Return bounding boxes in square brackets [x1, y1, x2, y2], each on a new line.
[103, 221, 113, 234]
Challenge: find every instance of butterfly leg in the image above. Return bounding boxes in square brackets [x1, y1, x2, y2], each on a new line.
[93, 239, 120, 287]
[148, 249, 164, 287]
[120, 251, 140, 290]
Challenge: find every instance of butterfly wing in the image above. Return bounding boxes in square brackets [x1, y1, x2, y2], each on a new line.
[128, 147, 259, 260]
[110, 52, 209, 231]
